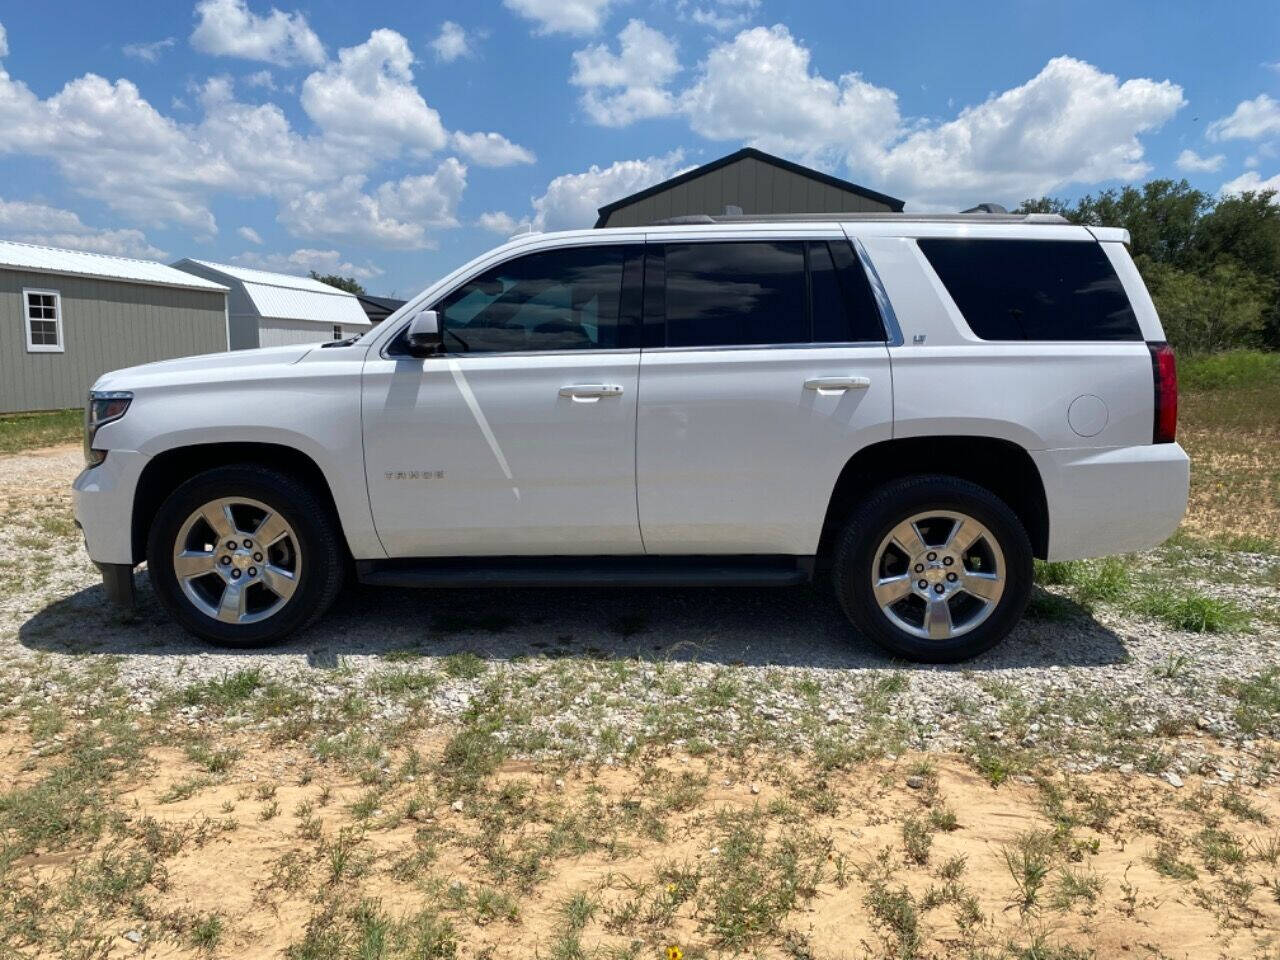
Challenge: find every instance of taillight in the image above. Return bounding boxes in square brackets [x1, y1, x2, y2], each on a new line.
[1149, 342, 1177, 444]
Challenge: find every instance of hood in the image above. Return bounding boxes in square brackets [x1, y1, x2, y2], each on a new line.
[92, 344, 316, 392]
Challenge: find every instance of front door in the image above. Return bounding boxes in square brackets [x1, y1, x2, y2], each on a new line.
[361, 243, 644, 557]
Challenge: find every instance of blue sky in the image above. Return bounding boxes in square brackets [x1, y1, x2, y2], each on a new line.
[0, 0, 1277, 296]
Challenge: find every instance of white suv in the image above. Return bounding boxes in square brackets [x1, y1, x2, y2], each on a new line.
[74, 213, 1189, 662]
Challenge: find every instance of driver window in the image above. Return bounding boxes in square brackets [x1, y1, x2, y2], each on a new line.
[437, 245, 624, 353]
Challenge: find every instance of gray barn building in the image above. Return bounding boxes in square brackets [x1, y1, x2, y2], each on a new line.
[170, 259, 371, 350]
[0, 241, 228, 413]
[595, 148, 904, 228]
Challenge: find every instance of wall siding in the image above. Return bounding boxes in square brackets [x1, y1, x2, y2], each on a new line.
[0, 269, 227, 413]
[257, 317, 340, 347]
[603, 156, 895, 227]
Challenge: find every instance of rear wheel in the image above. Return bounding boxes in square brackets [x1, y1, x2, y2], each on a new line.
[147, 465, 344, 646]
[833, 475, 1032, 662]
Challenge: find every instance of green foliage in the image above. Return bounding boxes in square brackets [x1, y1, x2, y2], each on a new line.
[1018, 179, 1280, 352]
[309, 270, 366, 295]
[1179, 349, 1280, 391]
[1140, 259, 1274, 353]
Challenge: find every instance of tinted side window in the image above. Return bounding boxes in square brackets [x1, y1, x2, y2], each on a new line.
[437, 246, 625, 353]
[664, 241, 807, 347]
[917, 238, 1141, 341]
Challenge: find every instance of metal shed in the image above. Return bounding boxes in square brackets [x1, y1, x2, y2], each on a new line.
[169, 258, 371, 350]
[595, 147, 904, 228]
[0, 240, 228, 414]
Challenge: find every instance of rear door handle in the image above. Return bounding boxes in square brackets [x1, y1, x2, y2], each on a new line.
[804, 376, 871, 393]
[559, 383, 624, 400]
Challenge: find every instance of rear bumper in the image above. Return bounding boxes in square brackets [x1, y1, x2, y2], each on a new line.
[1032, 443, 1189, 561]
[72, 449, 149, 565]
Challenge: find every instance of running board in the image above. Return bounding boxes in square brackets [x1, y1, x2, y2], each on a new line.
[356, 555, 815, 589]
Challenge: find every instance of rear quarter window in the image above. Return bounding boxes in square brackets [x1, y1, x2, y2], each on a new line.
[917, 238, 1141, 341]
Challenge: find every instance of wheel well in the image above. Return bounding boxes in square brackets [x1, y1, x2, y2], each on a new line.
[131, 443, 343, 565]
[817, 437, 1050, 565]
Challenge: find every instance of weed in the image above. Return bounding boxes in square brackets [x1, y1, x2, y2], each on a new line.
[863, 881, 921, 960]
[1131, 589, 1249, 633]
[1003, 831, 1053, 914]
[443, 652, 486, 679]
[1148, 841, 1197, 881]
[902, 816, 932, 865]
[190, 914, 223, 951]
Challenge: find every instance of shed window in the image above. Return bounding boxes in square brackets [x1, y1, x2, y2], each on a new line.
[333, 324, 343, 340]
[24, 288, 64, 353]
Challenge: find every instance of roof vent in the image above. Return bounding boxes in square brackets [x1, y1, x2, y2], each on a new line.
[960, 202, 1009, 214]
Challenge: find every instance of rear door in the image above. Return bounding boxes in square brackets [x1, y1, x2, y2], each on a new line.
[635, 235, 893, 555]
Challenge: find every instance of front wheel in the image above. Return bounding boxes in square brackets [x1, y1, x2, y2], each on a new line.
[146, 465, 344, 646]
[832, 475, 1033, 663]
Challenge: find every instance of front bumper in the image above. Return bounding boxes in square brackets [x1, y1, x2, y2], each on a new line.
[1032, 442, 1190, 561]
[72, 449, 149, 566]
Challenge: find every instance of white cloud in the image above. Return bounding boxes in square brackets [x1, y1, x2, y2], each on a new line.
[1220, 170, 1280, 197]
[529, 150, 686, 231]
[477, 211, 531, 235]
[450, 130, 535, 166]
[123, 37, 176, 63]
[0, 22, 8, 59]
[431, 21, 472, 62]
[243, 69, 275, 90]
[682, 25, 899, 170]
[190, 0, 324, 66]
[504, 0, 615, 36]
[681, 27, 1183, 206]
[572, 20, 679, 126]
[1208, 94, 1280, 142]
[232, 247, 384, 281]
[1175, 149, 1225, 173]
[279, 158, 467, 248]
[237, 225, 263, 244]
[873, 56, 1185, 204]
[0, 197, 166, 259]
[301, 29, 447, 153]
[681, 0, 761, 32]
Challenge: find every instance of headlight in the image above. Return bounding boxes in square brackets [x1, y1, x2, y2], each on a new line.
[84, 390, 133, 467]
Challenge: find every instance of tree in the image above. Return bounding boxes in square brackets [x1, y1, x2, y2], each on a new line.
[1141, 260, 1274, 353]
[309, 271, 365, 295]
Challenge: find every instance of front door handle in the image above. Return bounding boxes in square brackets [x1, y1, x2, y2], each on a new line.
[804, 376, 871, 393]
[559, 383, 624, 400]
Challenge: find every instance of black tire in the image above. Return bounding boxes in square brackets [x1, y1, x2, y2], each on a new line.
[832, 475, 1032, 663]
[146, 464, 344, 647]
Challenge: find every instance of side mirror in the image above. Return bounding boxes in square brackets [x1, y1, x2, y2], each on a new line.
[405, 309, 442, 356]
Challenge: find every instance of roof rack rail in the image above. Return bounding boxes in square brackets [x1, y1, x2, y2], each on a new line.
[642, 211, 1069, 226]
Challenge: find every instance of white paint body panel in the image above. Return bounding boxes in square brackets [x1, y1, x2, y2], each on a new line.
[74, 219, 1188, 574]
[75, 342, 383, 563]
[636, 345, 892, 553]
[361, 351, 643, 556]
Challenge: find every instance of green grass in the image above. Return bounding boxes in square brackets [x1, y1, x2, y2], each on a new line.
[0, 408, 82, 454]
[1178, 349, 1280, 392]
[1129, 588, 1250, 633]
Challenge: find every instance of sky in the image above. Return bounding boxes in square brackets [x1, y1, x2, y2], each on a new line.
[0, 1, 1277, 297]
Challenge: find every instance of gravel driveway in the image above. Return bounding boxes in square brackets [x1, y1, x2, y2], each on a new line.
[3, 445, 1277, 783]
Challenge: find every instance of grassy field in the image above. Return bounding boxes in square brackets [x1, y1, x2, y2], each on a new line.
[0, 352, 1277, 959]
[0, 408, 81, 456]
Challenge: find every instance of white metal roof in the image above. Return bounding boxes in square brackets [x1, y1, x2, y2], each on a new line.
[176, 258, 370, 326]
[0, 239, 228, 293]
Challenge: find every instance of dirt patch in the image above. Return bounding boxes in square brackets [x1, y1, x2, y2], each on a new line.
[6, 733, 1280, 959]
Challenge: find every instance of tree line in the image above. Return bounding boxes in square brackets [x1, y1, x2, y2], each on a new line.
[1017, 182, 1280, 353]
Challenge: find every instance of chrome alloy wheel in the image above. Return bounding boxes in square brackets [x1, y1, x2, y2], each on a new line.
[172, 497, 301, 624]
[870, 510, 1005, 641]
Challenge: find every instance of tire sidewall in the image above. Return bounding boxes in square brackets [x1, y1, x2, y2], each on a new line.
[147, 467, 337, 647]
[836, 477, 1033, 663]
